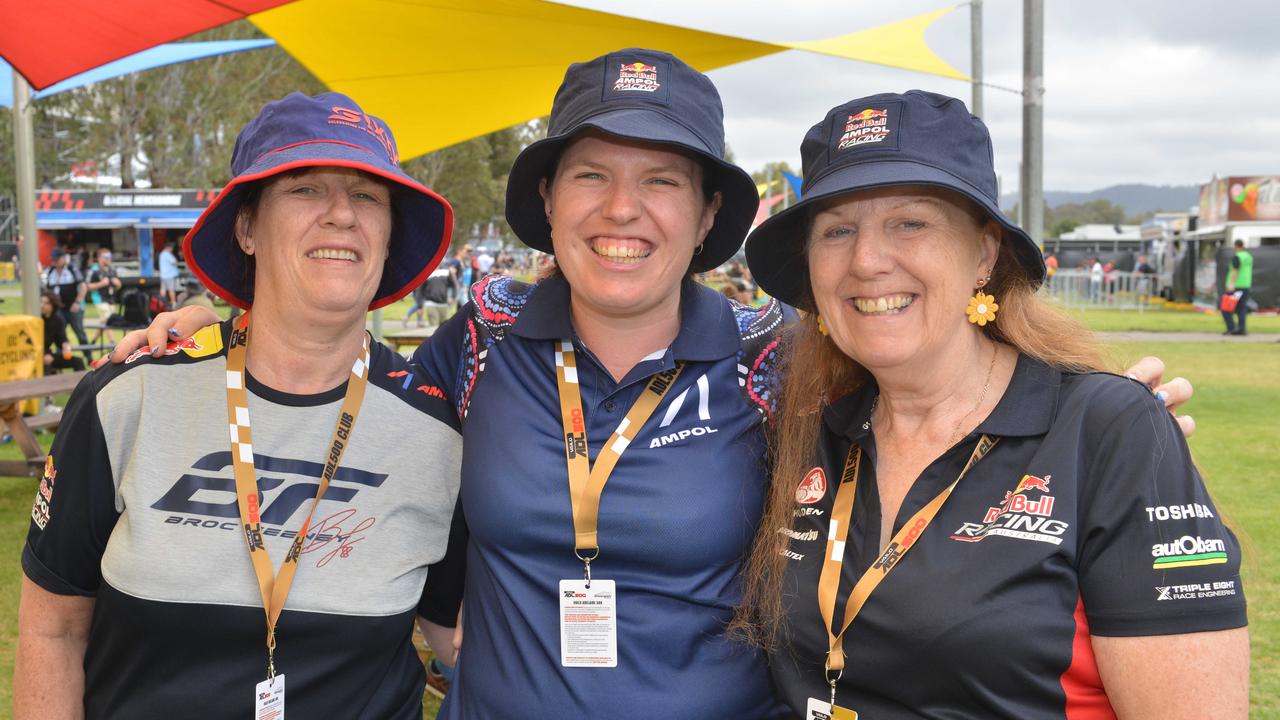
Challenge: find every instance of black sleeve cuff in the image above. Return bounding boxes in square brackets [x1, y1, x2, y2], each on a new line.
[22, 542, 97, 597]
[416, 500, 468, 626]
[1088, 604, 1247, 637]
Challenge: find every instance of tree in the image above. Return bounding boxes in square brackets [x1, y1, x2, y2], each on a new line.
[1, 21, 534, 254]
[400, 124, 525, 246]
[750, 161, 797, 213]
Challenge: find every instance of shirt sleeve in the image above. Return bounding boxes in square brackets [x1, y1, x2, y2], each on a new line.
[22, 373, 120, 596]
[1232, 256, 1241, 270]
[411, 300, 471, 415]
[1076, 378, 1246, 636]
[417, 497, 468, 626]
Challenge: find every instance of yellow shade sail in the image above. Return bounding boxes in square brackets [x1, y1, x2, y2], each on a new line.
[251, 0, 965, 160]
[784, 7, 967, 80]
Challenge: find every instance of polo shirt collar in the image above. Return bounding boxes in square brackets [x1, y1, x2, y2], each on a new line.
[824, 353, 1060, 441]
[974, 354, 1060, 437]
[512, 273, 741, 362]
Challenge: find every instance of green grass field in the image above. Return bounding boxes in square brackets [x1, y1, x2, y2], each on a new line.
[1073, 307, 1280, 334]
[0, 307, 1274, 717]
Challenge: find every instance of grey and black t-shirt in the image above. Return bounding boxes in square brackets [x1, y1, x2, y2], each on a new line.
[24, 320, 464, 719]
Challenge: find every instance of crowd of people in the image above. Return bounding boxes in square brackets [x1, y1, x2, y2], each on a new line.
[13, 46, 1247, 720]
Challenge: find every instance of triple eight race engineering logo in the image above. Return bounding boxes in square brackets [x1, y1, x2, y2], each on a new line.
[837, 108, 891, 150]
[614, 62, 660, 93]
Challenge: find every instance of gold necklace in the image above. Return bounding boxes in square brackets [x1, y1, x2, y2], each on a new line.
[948, 343, 998, 446]
[863, 343, 999, 445]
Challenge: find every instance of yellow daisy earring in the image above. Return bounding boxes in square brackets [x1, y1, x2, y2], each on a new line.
[966, 275, 998, 326]
[816, 314, 829, 336]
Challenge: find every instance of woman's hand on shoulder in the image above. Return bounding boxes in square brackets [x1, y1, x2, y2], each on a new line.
[1124, 355, 1195, 438]
[106, 306, 221, 364]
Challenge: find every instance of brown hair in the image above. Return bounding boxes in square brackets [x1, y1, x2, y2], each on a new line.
[728, 194, 1108, 649]
[40, 290, 63, 314]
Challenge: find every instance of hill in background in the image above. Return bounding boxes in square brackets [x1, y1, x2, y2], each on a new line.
[1000, 183, 1200, 217]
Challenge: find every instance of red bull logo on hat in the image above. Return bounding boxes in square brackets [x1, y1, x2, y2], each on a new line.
[622, 62, 657, 74]
[613, 61, 661, 93]
[837, 107, 892, 151]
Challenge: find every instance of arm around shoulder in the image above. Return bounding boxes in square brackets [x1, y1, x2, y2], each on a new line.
[108, 305, 222, 363]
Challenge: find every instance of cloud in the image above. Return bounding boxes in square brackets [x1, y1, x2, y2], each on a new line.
[564, 0, 1279, 192]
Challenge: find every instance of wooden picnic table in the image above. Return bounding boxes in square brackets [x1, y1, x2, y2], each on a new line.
[0, 371, 89, 477]
[383, 326, 435, 352]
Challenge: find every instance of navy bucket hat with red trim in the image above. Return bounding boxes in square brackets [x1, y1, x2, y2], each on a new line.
[505, 48, 758, 273]
[746, 90, 1045, 308]
[184, 91, 453, 310]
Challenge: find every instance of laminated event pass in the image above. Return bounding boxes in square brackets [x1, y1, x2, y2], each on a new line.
[807, 697, 859, 720]
[255, 674, 285, 720]
[559, 579, 617, 667]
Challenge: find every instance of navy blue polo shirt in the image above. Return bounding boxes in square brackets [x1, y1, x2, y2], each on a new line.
[771, 354, 1246, 718]
[415, 274, 789, 720]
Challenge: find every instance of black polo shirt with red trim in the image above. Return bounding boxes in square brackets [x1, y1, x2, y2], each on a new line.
[771, 354, 1246, 719]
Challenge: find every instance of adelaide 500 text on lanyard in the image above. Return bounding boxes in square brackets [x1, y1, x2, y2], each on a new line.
[225, 312, 372, 718]
[554, 340, 683, 668]
[807, 434, 998, 720]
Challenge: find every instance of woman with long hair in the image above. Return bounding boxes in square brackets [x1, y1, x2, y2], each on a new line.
[110, 78, 1199, 719]
[739, 91, 1247, 719]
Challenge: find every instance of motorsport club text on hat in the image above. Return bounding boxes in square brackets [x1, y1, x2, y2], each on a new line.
[747, 90, 1046, 308]
[184, 92, 453, 310]
[506, 48, 759, 273]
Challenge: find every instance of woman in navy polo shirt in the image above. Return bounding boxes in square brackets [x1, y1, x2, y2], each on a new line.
[118, 65, 1198, 719]
[741, 91, 1248, 718]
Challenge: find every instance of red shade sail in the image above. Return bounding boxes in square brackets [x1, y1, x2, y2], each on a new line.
[0, 0, 294, 90]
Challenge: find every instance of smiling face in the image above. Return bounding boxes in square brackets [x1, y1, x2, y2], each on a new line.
[235, 167, 393, 314]
[540, 132, 721, 323]
[806, 186, 1000, 373]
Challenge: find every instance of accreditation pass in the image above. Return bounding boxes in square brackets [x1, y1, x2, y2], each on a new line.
[255, 675, 285, 720]
[807, 697, 858, 720]
[559, 579, 617, 667]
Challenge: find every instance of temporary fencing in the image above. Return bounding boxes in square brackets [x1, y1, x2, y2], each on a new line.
[1043, 269, 1156, 311]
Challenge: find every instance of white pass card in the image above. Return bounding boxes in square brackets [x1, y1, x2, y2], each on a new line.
[808, 697, 859, 720]
[255, 674, 285, 720]
[807, 697, 834, 720]
[559, 578, 617, 667]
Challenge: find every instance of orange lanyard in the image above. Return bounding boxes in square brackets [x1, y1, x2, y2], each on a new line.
[554, 340, 682, 584]
[818, 434, 998, 707]
[225, 312, 371, 679]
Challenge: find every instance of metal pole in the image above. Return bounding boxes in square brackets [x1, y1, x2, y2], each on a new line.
[12, 74, 41, 316]
[1021, 0, 1044, 250]
[971, 0, 984, 118]
[764, 165, 774, 216]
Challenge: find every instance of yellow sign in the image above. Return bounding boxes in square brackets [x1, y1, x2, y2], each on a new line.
[0, 315, 46, 415]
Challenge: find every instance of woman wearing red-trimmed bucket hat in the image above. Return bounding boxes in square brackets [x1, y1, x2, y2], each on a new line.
[108, 68, 1194, 720]
[737, 91, 1247, 719]
[112, 52, 789, 719]
[16, 92, 465, 719]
